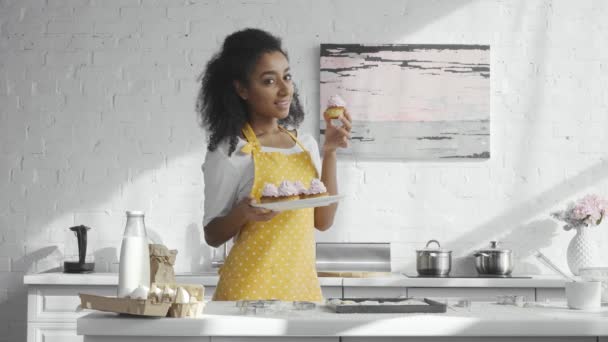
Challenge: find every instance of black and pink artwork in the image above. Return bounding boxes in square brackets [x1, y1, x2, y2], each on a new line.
[320, 44, 490, 160]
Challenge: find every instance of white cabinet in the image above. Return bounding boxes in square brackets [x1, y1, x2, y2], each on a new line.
[84, 338, 209, 342]
[343, 338, 596, 342]
[83, 338, 336, 342]
[28, 285, 116, 322]
[212, 338, 338, 342]
[27, 322, 80, 342]
[27, 285, 116, 342]
[339, 287, 540, 301]
[407, 287, 535, 301]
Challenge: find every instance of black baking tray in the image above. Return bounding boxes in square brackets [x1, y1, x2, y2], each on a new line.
[327, 297, 447, 314]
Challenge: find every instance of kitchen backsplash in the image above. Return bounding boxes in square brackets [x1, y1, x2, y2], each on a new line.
[2, 1, 608, 340]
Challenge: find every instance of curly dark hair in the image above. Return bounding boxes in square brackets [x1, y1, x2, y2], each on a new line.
[196, 28, 305, 155]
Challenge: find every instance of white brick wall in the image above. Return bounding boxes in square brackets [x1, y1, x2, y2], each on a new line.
[2, 0, 608, 340]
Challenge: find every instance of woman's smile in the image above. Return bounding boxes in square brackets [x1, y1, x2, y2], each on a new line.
[275, 99, 291, 110]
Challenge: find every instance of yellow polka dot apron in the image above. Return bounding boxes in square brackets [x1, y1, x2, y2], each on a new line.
[212, 123, 323, 301]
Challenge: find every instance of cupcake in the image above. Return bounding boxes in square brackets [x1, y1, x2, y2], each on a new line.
[277, 180, 300, 201]
[260, 183, 281, 203]
[324, 94, 346, 119]
[261, 182, 301, 203]
[301, 178, 328, 199]
[293, 180, 308, 197]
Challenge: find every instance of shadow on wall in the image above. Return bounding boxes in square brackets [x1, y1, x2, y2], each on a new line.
[93, 247, 119, 273]
[11, 246, 60, 274]
[450, 219, 557, 275]
[408, 159, 608, 274]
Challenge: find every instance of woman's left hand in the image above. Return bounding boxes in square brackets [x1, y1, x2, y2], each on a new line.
[322, 108, 352, 153]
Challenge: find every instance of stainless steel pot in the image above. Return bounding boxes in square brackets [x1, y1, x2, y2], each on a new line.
[416, 240, 451, 277]
[473, 241, 513, 276]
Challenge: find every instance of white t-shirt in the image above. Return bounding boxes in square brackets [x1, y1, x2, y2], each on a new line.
[202, 133, 322, 227]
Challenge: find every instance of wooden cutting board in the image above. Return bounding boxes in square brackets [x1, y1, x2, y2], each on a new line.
[317, 271, 394, 278]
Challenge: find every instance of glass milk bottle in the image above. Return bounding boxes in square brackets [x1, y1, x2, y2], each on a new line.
[117, 211, 150, 298]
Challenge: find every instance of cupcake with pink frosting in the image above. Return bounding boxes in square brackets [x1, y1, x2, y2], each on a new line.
[324, 95, 346, 119]
[293, 181, 308, 196]
[301, 178, 328, 199]
[260, 183, 280, 203]
[260, 182, 299, 203]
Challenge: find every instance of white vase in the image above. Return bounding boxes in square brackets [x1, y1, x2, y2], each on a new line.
[566, 225, 601, 276]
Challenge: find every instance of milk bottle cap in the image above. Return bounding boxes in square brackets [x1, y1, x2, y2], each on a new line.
[123, 210, 147, 237]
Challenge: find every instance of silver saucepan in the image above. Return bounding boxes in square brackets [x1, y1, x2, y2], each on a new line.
[416, 239, 452, 277]
[473, 241, 513, 276]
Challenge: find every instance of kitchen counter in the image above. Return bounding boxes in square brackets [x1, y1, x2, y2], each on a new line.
[23, 271, 567, 288]
[77, 300, 608, 338]
[23, 272, 342, 286]
[343, 275, 567, 288]
[25, 272, 570, 342]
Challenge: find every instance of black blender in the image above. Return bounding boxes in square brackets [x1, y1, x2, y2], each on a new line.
[63, 225, 95, 273]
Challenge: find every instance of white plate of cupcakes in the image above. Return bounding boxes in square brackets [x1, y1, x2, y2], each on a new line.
[251, 179, 344, 212]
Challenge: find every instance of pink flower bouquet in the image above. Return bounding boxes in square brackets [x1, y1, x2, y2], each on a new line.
[551, 194, 608, 231]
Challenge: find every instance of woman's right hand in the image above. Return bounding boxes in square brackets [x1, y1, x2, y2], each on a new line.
[233, 196, 278, 223]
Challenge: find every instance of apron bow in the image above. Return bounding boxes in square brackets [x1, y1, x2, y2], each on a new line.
[240, 141, 259, 154]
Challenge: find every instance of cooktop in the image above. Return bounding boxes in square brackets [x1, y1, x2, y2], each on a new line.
[404, 274, 532, 279]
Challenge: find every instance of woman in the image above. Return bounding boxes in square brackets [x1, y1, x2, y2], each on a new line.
[197, 28, 351, 301]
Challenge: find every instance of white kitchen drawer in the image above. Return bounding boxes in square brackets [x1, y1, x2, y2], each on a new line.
[84, 338, 210, 342]
[213, 338, 338, 342]
[28, 285, 116, 322]
[343, 286, 406, 298]
[536, 287, 566, 302]
[75, 337, 335, 342]
[344, 338, 596, 342]
[407, 287, 534, 301]
[27, 322, 80, 342]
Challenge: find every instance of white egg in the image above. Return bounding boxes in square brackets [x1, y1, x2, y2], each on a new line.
[152, 286, 163, 301]
[130, 285, 149, 300]
[175, 287, 190, 304]
[163, 286, 176, 300]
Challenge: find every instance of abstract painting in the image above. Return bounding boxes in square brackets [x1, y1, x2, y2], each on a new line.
[319, 44, 490, 160]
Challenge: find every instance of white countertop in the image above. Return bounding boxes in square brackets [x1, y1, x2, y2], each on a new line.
[24, 271, 567, 288]
[343, 275, 567, 288]
[77, 300, 608, 337]
[22, 272, 342, 287]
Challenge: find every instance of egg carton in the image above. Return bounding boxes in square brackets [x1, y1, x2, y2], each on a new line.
[79, 293, 171, 317]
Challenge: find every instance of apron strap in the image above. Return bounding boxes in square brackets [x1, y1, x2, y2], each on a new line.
[241, 123, 259, 144]
[240, 123, 261, 154]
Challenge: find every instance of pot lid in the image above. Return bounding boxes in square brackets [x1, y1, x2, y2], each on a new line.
[416, 239, 452, 253]
[476, 241, 511, 253]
